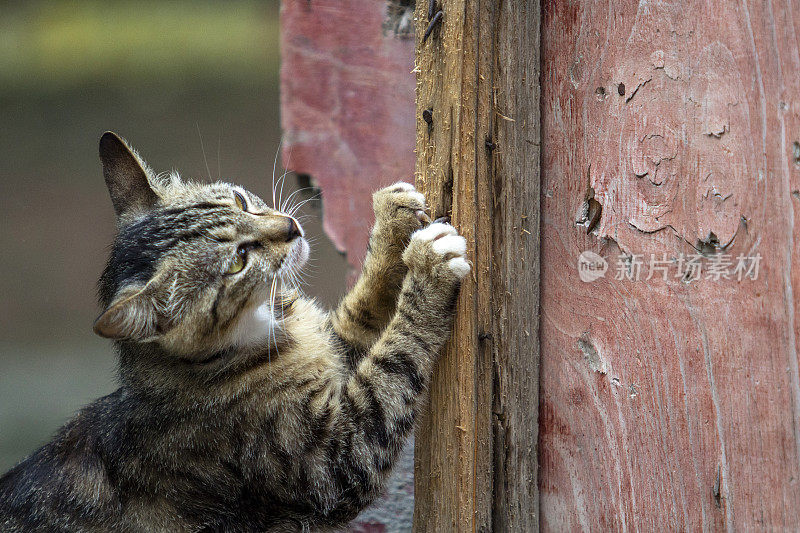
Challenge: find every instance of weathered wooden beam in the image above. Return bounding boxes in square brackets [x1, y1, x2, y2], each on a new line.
[538, 1, 800, 529]
[413, 1, 541, 530]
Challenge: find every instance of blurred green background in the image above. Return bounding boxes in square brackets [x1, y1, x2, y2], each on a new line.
[0, 1, 349, 471]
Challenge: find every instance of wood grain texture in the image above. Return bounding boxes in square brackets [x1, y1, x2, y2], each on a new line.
[280, 0, 416, 276]
[413, 1, 541, 530]
[491, 4, 542, 531]
[412, 1, 491, 528]
[539, 1, 800, 529]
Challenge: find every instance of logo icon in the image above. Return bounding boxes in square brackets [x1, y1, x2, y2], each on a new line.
[578, 251, 608, 282]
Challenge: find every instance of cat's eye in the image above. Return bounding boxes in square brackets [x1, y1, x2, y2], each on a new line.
[226, 243, 257, 275]
[226, 248, 247, 275]
[233, 191, 247, 211]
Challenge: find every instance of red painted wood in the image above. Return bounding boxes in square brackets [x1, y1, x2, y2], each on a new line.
[280, 0, 416, 276]
[540, 1, 800, 529]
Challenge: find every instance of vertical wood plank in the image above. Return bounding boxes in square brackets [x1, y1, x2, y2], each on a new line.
[539, 1, 800, 529]
[413, 1, 489, 528]
[491, 3, 542, 530]
[413, 1, 541, 530]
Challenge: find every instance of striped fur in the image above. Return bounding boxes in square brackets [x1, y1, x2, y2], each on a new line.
[0, 134, 469, 531]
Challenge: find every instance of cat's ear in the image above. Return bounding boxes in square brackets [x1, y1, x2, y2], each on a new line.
[99, 132, 159, 218]
[93, 285, 164, 341]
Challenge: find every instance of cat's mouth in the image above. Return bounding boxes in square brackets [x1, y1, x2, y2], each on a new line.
[276, 237, 309, 276]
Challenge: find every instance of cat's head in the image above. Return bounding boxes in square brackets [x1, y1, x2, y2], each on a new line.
[94, 132, 308, 359]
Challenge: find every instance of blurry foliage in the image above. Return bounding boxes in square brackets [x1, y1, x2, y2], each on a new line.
[0, 1, 280, 93]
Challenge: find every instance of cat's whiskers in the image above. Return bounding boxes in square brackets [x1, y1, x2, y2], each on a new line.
[278, 276, 288, 351]
[271, 140, 282, 209]
[267, 275, 279, 362]
[275, 147, 292, 211]
[289, 262, 305, 291]
[293, 215, 315, 225]
[285, 195, 320, 219]
[196, 123, 213, 182]
[280, 187, 318, 212]
[277, 168, 290, 212]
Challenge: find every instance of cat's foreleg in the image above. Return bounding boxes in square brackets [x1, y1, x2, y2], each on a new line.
[326, 222, 469, 512]
[330, 182, 429, 356]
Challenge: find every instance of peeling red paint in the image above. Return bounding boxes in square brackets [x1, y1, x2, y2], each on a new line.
[541, 1, 800, 529]
[280, 0, 416, 277]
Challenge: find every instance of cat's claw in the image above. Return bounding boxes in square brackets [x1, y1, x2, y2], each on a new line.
[386, 183, 432, 223]
[373, 181, 430, 240]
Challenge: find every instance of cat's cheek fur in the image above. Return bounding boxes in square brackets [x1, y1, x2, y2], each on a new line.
[230, 300, 279, 347]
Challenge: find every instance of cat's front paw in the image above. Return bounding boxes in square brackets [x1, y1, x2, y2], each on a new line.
[373, 182, 431, 244]
[403, 222, 471, 282]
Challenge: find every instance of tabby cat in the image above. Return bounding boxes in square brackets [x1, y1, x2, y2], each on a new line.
[0, 132, 469, 531]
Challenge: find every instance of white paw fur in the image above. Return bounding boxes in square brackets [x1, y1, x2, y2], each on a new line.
[410, 223, 470, 278]
[447, 257, 471, 279]
[389, 181, 416, 192]
[432, 235, 467, 257]
[409, 191, 426, 206]
[412, 222, 457, 242]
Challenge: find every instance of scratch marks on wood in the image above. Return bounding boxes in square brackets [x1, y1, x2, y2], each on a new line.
[624, 77, 649, 103]
[689, 305, 733, 528]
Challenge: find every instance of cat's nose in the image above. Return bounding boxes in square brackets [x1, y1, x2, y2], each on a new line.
[254, 213, 303, 243]
[285, 217, 302, 242]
